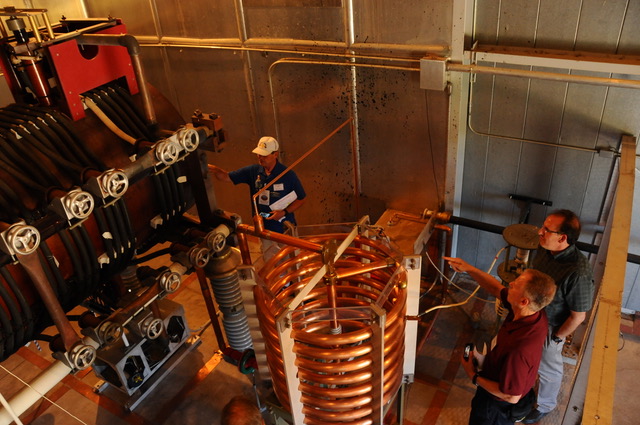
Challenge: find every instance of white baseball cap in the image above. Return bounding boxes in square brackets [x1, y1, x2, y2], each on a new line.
[252, 136, 279, 156]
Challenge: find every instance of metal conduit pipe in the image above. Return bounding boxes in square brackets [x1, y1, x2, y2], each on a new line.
[134, 35, 447, 59]
[448, 62, 640, 90]
[75, 34, 157, 124]
[254, 232, 406, 424]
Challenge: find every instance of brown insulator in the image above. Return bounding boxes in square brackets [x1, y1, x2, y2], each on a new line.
[255, 232, 406, 424]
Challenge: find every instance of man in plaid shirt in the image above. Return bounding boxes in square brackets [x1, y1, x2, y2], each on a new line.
[523, 209, 594, 424]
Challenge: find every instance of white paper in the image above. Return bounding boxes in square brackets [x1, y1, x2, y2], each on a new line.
[269, 190, 297, 211]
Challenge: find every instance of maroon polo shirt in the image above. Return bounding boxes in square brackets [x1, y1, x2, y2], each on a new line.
[480, 288, 549, 396]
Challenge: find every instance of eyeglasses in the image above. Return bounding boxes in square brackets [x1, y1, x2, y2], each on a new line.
[540, 226, 563, 235]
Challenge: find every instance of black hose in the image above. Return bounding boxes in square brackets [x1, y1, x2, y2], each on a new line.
[112, 85, 154, 141]
[45, 109, 106, 170]
[5, 105, 86, 166]
[59, 230, 85, 290]
[97, 88, 146, 140]
[0, 123, 65, 188]
[107, 86, 154, 141]
[39, 240, 69, 307]
[0, 266, 34, 340]
[0, 130, 53, 187]
[0, 272, 24, 347]
[162, 168, 180, 216]
[86, 91, 137, 139]
[93, 206, 116, 268]
[79, 224, 100, 292]
[0, 175, 33, 221]
[116, 198, 137, 250]
[70, 227, 93, 297]
[0, 297, 12, 359]
[152, 174, 168, 221]
[103, 205, 124, 269]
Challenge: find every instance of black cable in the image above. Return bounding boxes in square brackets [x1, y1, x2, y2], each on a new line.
[107, 86, 154, 141]
[59, 230, 85, 292]
[0, 272, 24, 347]
[112, 85, 155, 141]
[0, 174, 33, 221]
[0, 129, 53, 187]
[39, 240, 69, 307]
[152, 174, 168, 221]
[0, 266, 34, 340]
[0, 287, 14, 358]
[97, 88, 146, 140]
[168, 166, 186, 213]
[45, 109, 106, 170]
[5, 105, 86, 166]
[0, 154, 47, 193]
[79, 224, 100, 293]
[0, 123, 65, 188]
[86, 91, 136, 139]
[116, 198, 137, 251]
[2, 118, 85, 179]
[162, 167, 180, 216]
[93, 206, 116, 269]
[103, 204, 124, 269]
[70, 227, 93, 298]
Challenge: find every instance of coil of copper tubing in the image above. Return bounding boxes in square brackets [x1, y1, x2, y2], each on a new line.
[254, 231, 406, 423]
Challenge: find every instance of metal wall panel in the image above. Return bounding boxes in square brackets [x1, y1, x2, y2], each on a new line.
[574, 0, 629, 52]
[244, 5, 344, 41]
[31, 0, 86, 20]
[256, 55, 355, 225]
[352, 0, 452, 45]
[463, 0, 640, 310]
[356, 69, 447, 217]
[154, 0, 238, 38]
[84, 0, 157, 35]
[535, 0, 581, 50]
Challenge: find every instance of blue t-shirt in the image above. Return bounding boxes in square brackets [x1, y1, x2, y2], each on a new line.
[229, 161, 306, 233]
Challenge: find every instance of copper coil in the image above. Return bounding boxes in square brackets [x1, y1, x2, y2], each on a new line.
[255, 232, 407, 424]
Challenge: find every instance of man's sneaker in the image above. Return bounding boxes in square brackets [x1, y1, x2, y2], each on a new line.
[522, 409, 549, 424]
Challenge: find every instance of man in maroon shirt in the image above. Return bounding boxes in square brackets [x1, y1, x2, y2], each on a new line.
[444, 258, 556, 425]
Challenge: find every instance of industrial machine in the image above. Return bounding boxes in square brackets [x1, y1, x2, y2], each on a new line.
[0, 7, 451, 425]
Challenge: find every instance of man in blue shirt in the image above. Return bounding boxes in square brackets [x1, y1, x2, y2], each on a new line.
[209, 136, 306, 234]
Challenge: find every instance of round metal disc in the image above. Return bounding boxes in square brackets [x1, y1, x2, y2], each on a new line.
[502, 223, 539, 249]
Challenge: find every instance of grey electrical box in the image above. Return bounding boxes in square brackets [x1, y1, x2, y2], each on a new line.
[420, 58, 448, 91]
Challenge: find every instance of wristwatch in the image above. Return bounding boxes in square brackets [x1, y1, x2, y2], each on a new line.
[552, 334, 563, 343]
[472, 373, 479, 386]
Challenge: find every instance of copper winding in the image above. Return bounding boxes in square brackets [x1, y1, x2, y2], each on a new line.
[254, 232, 407, 424]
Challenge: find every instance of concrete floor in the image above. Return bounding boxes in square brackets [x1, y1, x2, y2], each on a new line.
[0, 255, 638, 425]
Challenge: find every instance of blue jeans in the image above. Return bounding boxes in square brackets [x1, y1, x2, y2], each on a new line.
[536, 327, 565, 413]
[469, 387, 514, 425]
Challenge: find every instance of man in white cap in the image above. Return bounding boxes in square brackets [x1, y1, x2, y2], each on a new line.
[209, 136, 306, 234]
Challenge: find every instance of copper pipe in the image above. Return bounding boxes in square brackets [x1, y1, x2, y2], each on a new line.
[254, 231, 406, 423]
[17, 252, 80, 351]
[236, 223, 321, 252]
[236, 232, 252, 265]
[195, 267, 227, 351]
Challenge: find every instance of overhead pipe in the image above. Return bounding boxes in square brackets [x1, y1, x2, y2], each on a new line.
[448, 62, 640, 90]
[76, 34, 157, 125]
